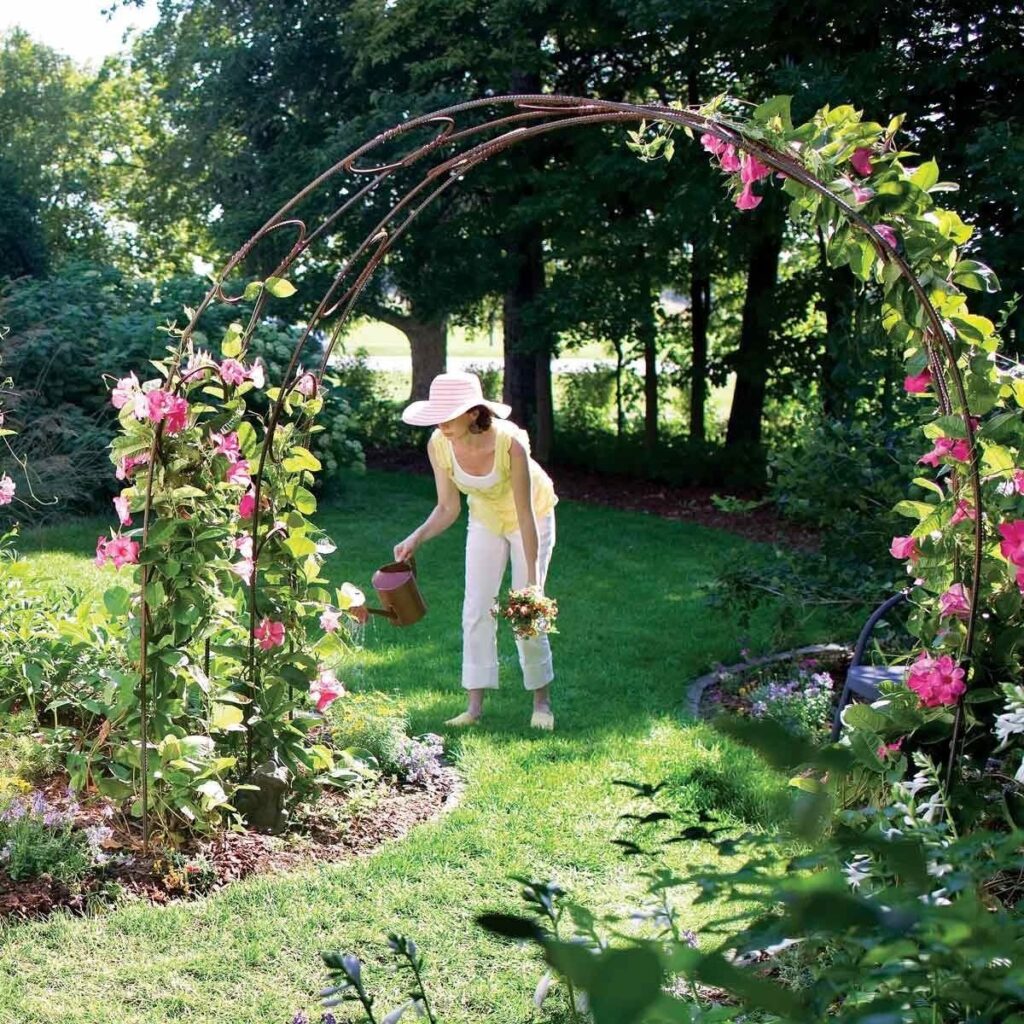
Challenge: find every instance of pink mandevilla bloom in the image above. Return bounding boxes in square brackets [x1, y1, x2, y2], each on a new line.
[1013, 469, 1024, 495]
[113, 495, 132, 526]
[735, 183, 762, 211]
[254, 618, 286, 651]
[111, 373, 140, 410]
[164, 396, 189, 435]
[234, 535, 253, 560]
[116, 452, 149, 481]
[249, 362, 266, 389]
[100, 536, 140, 570]
[999, 521, 1024, 566]
[938, 584, 971, 621]
[700, 132, 727, 157]
[919, 437, 970, 467]
[226, 460, 252, 486]
[905, 651, 966, 708]
[950, 500, 975, 525]
[890, 535, 919, 561]
[95, 536, 108, 568]
[212, 431, 242, 462]
[851, 183, 874, 204]
[876, 738, 903, 760]
[874, 225, 899, 250]
[310, 667, 345, 713]
[719, 144, 741, 172]
[220, 359, 248, 386]
[238, 491, 256, 520]
[145, 389, 174, 424]
[740, 154, 772, 184]
[0, 474, 14, 506]
[903, 368, 932, 394]
[230, 558, 254, 586]
[295, 372, 317, 398]
[320, 608, 342, 633]
[850, 147, 874, 176]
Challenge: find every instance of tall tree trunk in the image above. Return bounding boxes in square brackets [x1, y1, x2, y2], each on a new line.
[689, 246, 711, 442]
[815, 229, 856, 420]
[614, 338, 625, 437]
[725, 197, 785, 448]
[502, 224, 553, 460]
[372, 306, 447, 402]
[641, 291, 658, 452]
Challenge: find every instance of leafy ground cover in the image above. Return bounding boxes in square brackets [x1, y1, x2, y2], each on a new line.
[0, 471, 855, 1024]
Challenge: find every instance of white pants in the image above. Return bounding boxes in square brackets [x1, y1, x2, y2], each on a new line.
[462, 513, 556, 691]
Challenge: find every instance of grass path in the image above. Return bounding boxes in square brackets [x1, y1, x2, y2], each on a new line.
[1, 473, 844, 1024]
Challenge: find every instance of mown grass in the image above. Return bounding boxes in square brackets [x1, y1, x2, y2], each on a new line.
[0, 472, 851, 1024]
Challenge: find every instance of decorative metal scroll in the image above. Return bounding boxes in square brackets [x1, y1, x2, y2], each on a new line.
[135, 94, 984, 849]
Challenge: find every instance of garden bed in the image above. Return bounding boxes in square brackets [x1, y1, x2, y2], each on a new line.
[0, 765, 460, 922]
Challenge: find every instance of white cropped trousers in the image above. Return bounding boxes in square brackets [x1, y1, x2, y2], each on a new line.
[461, 512, 556, 691]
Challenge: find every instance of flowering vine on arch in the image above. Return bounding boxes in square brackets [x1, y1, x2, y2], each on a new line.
[98, 93, 1019, 848]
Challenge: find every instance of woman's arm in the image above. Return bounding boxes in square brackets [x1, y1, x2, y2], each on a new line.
[510, 438, 540, 587]
[394, 436, 461, 561]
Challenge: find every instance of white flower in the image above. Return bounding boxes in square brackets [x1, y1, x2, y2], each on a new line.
[843, 855, 873, 889]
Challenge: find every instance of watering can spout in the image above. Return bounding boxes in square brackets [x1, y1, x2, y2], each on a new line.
[365, 558, 426, 627]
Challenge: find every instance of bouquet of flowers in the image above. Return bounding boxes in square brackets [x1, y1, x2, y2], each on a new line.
[493, 586, 559, 640]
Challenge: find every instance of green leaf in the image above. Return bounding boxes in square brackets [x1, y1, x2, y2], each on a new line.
[953, 259, 1000, 294]
[588, 946, 663, 1024]
[293, 486, 317, 515]
[752, 94, 792, 130]
[282, 447, 321, 473]
[103, 586, 132, 616]
[910, 159, 939, 191]
[982, 443, 1016, 474]
[243, 281, 263, 301]
[894, 500, 935, 521]
[265, 276, 297, 298]
[221, 322, 244, 358]
[695, 952, 805, 1018]
[284, 533, 318, 558]
[211, 702, 245, 732]
[146, 518, 180, 546]
[912, 476, 945, 499]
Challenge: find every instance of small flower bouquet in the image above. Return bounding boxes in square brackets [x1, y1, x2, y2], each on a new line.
[493, 586, 558, 640]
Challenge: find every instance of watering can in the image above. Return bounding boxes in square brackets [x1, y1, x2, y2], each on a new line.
[365, 558, 426, 627]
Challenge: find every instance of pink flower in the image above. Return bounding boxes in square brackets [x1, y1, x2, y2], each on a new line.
[111, 373, 140, 410]
[294, 372, 317, 398]
[230, 558, 254, 587]
[938, 583, 971, 620]
[719, 144, 741, 172]
[851, 183, 874, 204]
[183, 349, 214, 380]
[918, 437, 970, 467]
[0, 474, 14, 506]
[890, 535, 919, 561]
[219, 359, 248, 386]
[950, 500, 975, 525]
[850, 147, 874, 176]
[164, 396, 189, 435]
[211, 431, 242, 462]
[700, 132, 727, 157]
[234, 535, 253, 560]
[113, 495, 132, 527]
[254, 617, 286, 651]
[1013, 469, 1024, 495]
[320, 608, 341, 633]
[238, 491, 256, 520]
[905, 651, 966, 708]
[903, 368, 932, 394]
[740, 153, 772, 184]
[874, 225, 899, 250]
[248, 362, 266, 389]
[226, 460, 252, 486]
[999, 521, 1024, 566]
[735, 183, 762, 211]
[877, 738, 903, 760]
[116, 452, 149, 481]
[145, 389, 175, 424]
[97, 535, 139, 570]
[1017, 566, 1024, 595]
[310, 666, 345, 713]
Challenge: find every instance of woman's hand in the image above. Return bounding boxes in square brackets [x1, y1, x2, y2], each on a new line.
[394, 533, 420, 563]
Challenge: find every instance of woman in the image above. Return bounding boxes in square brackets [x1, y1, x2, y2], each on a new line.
[394, 371, 558, 730]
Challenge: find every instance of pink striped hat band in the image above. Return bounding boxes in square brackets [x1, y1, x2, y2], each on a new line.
[401, 372, 511, 426]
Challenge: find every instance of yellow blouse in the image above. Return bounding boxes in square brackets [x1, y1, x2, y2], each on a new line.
[429, 420, 557, 535]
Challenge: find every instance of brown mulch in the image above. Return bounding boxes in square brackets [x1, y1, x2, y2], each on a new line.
[367, 449, 820, 551]
[0, 768, 460, 922]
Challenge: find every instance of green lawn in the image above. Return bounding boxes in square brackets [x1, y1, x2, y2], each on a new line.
[1, 472, 847, 1024]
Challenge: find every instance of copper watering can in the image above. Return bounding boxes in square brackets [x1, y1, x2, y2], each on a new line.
[364, 558, 426, 627]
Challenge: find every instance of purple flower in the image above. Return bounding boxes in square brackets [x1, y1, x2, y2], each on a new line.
[1, 800, 26, 823]
[30, 791, 48, 817]
[291, 1013, 309, 1024]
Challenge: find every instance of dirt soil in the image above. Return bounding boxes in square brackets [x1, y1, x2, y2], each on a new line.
[0, 769, 459, 922]
[368, 450, 820, 551]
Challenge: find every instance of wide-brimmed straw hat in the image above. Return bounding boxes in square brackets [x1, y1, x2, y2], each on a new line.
[401, 371, 511, 426]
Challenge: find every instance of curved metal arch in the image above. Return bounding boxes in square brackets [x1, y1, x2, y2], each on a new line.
[135, 94, 983, 846]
